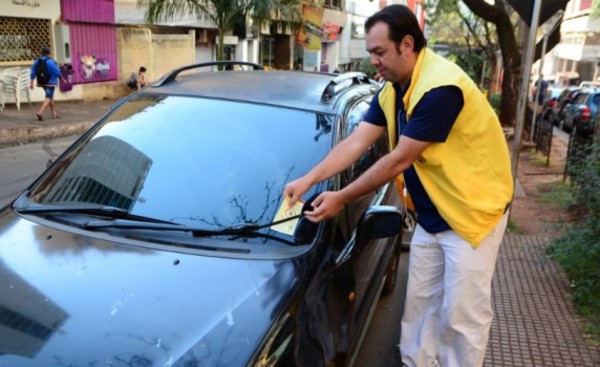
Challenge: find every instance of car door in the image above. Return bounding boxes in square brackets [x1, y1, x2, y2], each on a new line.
[336, 96, 399, 348]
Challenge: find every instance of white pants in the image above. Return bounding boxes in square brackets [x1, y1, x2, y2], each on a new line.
[400, 213, 508, 367]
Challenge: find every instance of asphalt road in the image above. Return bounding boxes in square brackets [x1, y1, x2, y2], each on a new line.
[0, 135, 75, 207]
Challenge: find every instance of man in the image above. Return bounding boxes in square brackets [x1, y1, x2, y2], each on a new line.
[128, 66, 147, 90]
[533, 78, 548, 105]
[29, 47, 64, 121]
[284, 5, 513, 367]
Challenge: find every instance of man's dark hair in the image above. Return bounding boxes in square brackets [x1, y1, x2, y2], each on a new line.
[139, 66, 147, 72]
[41, 46, 51, 55]
[365, 4, 427, 52]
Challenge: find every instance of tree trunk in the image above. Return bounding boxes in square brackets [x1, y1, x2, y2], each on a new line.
[461, 0, 564, 127]
[462, 0, 521, 127]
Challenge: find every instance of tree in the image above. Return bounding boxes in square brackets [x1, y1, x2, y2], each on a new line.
[459, 0, 567, 127]
[137, 0, 299, 62]
[425, 0, 498, 90]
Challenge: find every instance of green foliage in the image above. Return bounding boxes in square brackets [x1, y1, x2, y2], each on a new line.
[137, 0, 300, 61]
[592, 0, 600, 19]
[359, 57, 377, 79]
[537, 181, 576, 211]
[506, 219, 525, 234]
[547, 141, 600, 342]
[488, 93, 502, 116]
[445, 49, 484, 84]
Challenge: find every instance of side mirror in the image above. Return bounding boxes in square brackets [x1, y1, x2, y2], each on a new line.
[356, 205, 403, 245]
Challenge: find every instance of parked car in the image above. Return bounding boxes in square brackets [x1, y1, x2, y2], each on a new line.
[554, 87, 583, 128]
[562, 88, 600, 136]
[541, 87, 564, 121]
[579, 81, 600, 89]
[0, 62, 409, 367]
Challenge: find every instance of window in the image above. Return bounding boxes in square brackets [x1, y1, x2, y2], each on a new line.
[342, 98, 390, 184]
[0, 17, 52, 63]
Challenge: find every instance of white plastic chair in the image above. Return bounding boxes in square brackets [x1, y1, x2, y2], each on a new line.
[0, 67, 21, 111]
[16, 68, 32, 111]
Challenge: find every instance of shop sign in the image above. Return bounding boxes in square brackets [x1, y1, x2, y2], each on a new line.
[322, 23, 340, 42]
[296, 5, 323, 50]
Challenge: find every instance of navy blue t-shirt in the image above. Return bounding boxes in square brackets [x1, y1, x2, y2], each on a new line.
[363, 83, 464, 233]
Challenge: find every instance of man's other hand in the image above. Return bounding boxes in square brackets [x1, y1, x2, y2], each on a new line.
[303, 191, 344, 222]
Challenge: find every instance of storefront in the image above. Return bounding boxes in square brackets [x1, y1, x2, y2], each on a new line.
[61, 0, 117, 84]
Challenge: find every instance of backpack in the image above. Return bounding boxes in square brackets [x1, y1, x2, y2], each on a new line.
[35, 57, 50, 85]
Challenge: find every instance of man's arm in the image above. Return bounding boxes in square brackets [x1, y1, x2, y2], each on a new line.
[304, 135, 431, 222]
[285, 122, 385, 206]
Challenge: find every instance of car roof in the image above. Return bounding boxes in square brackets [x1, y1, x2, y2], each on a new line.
[142, 63, 377, 115]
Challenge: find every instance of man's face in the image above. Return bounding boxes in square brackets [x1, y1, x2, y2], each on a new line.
[366, 22, 411, 85]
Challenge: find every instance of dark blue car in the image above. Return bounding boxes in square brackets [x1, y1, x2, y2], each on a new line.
[0, 62, 407, 366]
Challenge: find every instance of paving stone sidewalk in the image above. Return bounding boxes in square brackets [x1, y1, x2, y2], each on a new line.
[486, 234, 600, 366]
[0, 99, 114, 146]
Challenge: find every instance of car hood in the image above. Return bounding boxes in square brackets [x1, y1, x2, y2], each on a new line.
[0, 210, 300, 366]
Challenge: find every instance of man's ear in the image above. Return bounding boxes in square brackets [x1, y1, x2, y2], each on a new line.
[401, 35, 415, 52]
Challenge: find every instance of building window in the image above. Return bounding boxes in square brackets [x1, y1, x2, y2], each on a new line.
[324, 0, 342, 9]
[0, 16, 52, 63]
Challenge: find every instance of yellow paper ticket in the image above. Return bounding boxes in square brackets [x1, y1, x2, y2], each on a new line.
[271, 196, 304, 235]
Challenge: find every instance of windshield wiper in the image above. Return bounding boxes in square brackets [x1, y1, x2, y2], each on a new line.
[15, 204, 174, 225]
[79, 217, 300, 246]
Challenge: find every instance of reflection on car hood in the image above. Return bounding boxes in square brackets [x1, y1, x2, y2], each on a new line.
[0, 209, 300, 366]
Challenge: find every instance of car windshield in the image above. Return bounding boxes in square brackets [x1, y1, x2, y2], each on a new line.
[26, 94, 333, 240]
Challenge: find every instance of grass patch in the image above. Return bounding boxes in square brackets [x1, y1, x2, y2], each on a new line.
[537, 181, 575, 210]
[523, 149, 550, 167]
[582, 319, 600, 346]
[506, 219, 525, 234]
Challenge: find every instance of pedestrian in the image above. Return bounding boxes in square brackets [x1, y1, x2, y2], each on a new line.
[284, 4, 513, 367]
[29, 47, 64, 121]
[533, 78, 548, 105]
[127, 66, 147, 90]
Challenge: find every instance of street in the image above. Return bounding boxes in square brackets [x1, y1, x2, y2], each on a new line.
[0, 136, 74, 207]
[0, 134, 411, 366]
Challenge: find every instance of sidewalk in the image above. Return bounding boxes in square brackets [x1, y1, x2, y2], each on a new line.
[0, 100, 599, 366]
[0, 99, 115, 147]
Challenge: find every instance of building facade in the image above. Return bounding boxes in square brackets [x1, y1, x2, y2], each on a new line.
[535, 0, 600, 86]
[1, 0, 430, 105]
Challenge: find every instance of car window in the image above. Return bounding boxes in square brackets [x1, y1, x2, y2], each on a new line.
[28, 94, 333, 240]
[592, 94, 600, 108]
[575, 93, 588, 104]
[342, 98, 389, 184]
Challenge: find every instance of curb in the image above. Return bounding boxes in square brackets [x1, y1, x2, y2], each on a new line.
[0, 121, 94, 146]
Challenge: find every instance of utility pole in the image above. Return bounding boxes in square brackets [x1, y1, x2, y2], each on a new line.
[529, 14, 563, 142]
[511, 0, 542, 185]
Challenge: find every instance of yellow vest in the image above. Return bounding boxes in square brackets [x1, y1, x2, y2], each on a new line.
[379, 48, 513, 246]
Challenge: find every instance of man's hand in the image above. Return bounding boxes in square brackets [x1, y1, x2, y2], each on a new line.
[29, 82, 34, 90]
[303, 191, 345, 222]
[284, 177, 312, 208]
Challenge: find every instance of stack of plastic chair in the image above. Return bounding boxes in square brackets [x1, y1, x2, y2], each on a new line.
[0, 67, 21, 111]
[16, 68, 32, 111]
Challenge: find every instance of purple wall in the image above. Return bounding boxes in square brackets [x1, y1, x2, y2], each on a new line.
[61, 0, 117, 84]
[62, 0, 115, 23]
